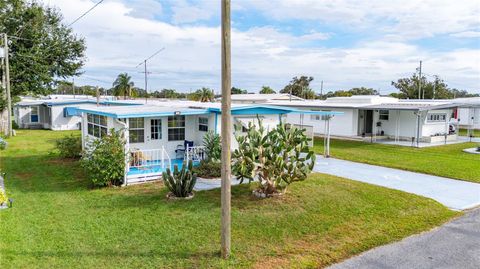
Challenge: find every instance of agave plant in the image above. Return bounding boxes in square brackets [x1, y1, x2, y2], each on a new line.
[232, 118, 315, 196]
[162, 160, 197, 198]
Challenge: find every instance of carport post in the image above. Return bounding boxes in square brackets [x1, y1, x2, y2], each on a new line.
[416, 110, 421, 148]
[325, 115, 331, 158]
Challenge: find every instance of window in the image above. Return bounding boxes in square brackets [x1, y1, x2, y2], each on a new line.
[30, 106, 39, 123]
[129, 118, 145, 143]
[199, 117, 208, 132]
[87, 113, 108, 138]
[151, 119, 162, 140]
[168, 115, 185, 141]
[310, 111, 331, 121]
[379, 110, 389, 120]
[427, 113, 446, 123]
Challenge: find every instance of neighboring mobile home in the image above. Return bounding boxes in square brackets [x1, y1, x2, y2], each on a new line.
[76, 102, 340, 184]
[270, 95, 472, 146]
[224, 93, 304, 104]
[14, 97, 139, 130]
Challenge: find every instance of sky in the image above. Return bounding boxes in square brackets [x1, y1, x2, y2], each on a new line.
[43, 0, 480, 94]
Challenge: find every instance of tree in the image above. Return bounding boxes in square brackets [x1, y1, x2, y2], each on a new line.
[322, 87, 379, 98]
[0, 0, 86, 99]
[231, 87, 247, 94]
[390, 74, 475, 99]
[151, 88, 186, 99]
[280, 76, 315, 99]
[259, 86, 276, 94]
[189, 87, 214, 102]
[112, 73, 135, 99]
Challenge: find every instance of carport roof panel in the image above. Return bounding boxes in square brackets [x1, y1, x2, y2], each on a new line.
[362, 102, 459, 111]
[76, 105, 211, 118]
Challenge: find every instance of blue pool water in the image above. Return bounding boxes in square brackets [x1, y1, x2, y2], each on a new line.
[127, 158, 199, 176]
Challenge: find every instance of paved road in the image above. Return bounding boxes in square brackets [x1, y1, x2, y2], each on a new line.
[328, 208, 480, 269]
[314, 156, 480, 211]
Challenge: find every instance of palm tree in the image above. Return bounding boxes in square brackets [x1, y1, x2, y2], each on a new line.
[192, 87, 215, 102]
[112, 73, 134, 99]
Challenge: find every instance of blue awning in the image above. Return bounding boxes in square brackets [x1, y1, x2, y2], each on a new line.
[63, 107, 81, 117]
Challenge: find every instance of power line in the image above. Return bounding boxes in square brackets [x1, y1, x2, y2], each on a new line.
[68, 0, 104, 27]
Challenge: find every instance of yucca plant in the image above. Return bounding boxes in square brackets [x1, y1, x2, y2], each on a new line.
[203, 131, 221, 162]
[162, 160, 197, 198]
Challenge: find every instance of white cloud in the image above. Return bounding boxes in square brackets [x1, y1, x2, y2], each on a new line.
[42, 0, 480, 93]
[450, 31, 480, 38]
[124, 0, 163, 20]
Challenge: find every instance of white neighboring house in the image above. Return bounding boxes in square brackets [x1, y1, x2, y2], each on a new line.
[222, 93, 304, 104]
[14, 98, 139, 130]
[75, 101, 340, 185]
[453, 97, 480, 130]
[270, 95, 471, 145]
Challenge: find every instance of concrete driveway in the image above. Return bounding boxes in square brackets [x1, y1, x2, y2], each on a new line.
[314, 156, 480, 211]
[328, 207, 480, 269]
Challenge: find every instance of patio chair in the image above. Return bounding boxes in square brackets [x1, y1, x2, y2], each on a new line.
[175, 140, 194, 159]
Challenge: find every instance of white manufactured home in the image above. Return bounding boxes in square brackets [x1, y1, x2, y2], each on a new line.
[271, 95, 474, 146]
[76, 102, 340, 185]
[453, 97, 480, 131]
[14, 98, 139, 130]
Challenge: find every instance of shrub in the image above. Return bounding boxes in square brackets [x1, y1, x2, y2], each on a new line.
[0, 189, 7, 205]
[232, 120, 315, 196]
[203, 131, 221, 162]
[81, 130, 126, 187]
[55, 134, 82, 158]
[193, 160, 221, 178]
[162, 160, 197, 198]
[0, 138, 6, 150]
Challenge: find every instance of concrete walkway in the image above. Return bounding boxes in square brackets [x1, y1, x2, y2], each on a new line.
[194, 177, 242, 191]
[329, 207, 480, 269]
[314, 156, 480, 211]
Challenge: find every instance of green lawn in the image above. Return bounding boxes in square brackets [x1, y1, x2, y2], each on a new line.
[459, 128, 479, 137]
[314, 138, 480, 183]
[0, 130, 457, 268]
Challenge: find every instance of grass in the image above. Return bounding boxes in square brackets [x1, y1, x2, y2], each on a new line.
[459, 128, 479, 137]
[0, 130, 458, 268]
[314, 138, 480, 183]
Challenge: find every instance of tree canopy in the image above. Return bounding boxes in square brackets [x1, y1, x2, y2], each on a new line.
[322, 87, 379, 98]
[280, 76, 315, 99]
[189, 87, 215, 102]
[390, 74, 478, 99]
[112, 73, 135, 99]
[151, 89, 186, 99]
[259, 86, 276, 94]
[0, 0, 86, 99]
[231, 87, 247, 94]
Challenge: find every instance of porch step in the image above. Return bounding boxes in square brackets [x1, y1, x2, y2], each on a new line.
[126, 174, 162, 185]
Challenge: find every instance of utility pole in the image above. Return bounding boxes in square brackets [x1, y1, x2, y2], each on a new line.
[144, 60, 147, 102]
[417, 60, 422, 99]
[220, 0, 232, 259]
[3, 33, 12, 137]
[136, 47, 165, 104]
[320, 80, 323, 99]
[432, 75, 437, 100]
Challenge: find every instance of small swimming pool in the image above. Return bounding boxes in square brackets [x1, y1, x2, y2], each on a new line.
[127, 158, 199, 176]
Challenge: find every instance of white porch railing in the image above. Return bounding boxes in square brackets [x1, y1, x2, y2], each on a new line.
[185, 146, 206, 163]
[129, 147, 171, 171]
